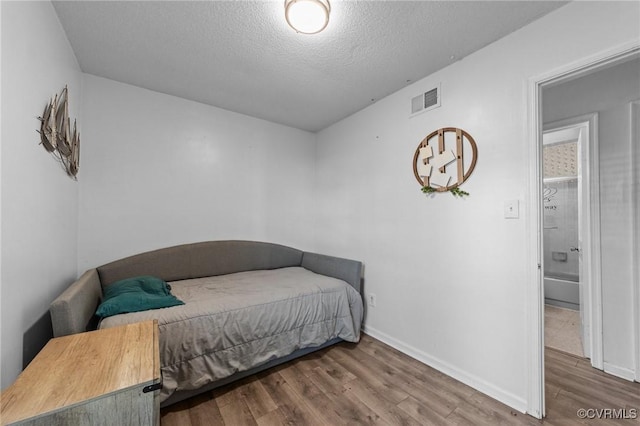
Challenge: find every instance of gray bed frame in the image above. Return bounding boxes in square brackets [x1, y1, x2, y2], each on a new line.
[49, 240, 363, 407]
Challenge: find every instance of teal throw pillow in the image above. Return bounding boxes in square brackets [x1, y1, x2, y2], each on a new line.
[96, 275, 184, 318]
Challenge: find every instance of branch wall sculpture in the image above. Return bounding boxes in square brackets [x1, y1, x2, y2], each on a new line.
[37, 86, 80, 179]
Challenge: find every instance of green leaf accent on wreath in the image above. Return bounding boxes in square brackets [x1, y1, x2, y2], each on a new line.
[420, 186, 469, 198]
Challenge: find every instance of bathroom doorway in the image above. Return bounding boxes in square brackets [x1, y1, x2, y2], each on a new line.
[528, 51, 640, 418]
[542, 118, 596, 360]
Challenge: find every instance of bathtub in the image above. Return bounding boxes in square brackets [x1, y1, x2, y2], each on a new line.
[544, 272, 579, 310]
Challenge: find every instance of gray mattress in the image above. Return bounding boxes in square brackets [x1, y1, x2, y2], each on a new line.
[99, 267, 364, 402]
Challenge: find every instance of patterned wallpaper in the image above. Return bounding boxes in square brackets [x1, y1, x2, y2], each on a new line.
[544, 141, 578, 178]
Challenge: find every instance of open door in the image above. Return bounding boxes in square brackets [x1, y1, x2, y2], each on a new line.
[576, 125, 589, 358]
[543, 115, 600, 364]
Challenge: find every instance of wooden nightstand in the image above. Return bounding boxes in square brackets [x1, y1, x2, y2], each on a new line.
[1, 320, 161, 426]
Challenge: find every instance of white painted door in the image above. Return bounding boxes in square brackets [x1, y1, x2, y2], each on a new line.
[543, 120, 594, 361]
[576, 126, 590, 358]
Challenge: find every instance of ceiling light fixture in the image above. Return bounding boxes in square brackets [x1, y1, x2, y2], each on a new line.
[285, 0, 330, 34]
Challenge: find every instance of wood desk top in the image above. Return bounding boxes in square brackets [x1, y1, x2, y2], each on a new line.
[0, 320, 159, 425]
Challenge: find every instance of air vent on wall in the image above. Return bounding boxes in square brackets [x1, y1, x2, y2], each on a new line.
[410, 84, 441, 116]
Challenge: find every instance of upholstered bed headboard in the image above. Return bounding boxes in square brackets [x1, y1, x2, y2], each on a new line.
[97, 240, 304, 286]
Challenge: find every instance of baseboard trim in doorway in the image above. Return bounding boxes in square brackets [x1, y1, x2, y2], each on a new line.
[362, 325, 528, 415]
[603, 362, 636, 382]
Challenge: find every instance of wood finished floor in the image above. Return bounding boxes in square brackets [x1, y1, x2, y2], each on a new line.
[161, 334, 640, 425]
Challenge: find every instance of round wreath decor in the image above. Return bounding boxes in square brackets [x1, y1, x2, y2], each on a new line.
[412, 127, 477, 198]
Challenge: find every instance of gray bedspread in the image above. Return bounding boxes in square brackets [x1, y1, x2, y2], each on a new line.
[99, 267, 363, 402]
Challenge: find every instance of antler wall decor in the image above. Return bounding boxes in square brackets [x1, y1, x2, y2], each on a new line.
[37, 85, 80, 179]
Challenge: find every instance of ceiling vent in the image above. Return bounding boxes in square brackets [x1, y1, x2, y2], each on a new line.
[410, 84, 441, 116]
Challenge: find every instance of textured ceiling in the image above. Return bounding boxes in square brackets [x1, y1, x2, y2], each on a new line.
[53, 1, 568, 132]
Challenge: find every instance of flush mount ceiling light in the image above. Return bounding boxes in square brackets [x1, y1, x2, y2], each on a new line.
[285, 0, 330, 34]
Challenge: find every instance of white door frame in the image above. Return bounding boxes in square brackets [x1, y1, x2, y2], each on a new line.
[633, 101, 640, 383]
[543, 115, 600, 364]
[525, 41, 640, 418]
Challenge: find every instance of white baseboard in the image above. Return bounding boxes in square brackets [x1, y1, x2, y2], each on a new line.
[362, 325, 528, 414]
[603, 362, 636, 382]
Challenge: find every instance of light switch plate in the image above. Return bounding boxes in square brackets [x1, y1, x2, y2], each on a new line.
[504, 200, 519, 219]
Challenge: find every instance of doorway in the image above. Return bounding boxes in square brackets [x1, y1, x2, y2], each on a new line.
[526, 46, 640, 419]
[542, 119, 595, 360]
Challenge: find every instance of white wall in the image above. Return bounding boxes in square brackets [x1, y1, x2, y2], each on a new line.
[77, 75, 316, 272]
[314, 1, 640, 412]
[543, 59, 640, 378]
[543, 58, 640, 122]
[1, 1, 82, 388]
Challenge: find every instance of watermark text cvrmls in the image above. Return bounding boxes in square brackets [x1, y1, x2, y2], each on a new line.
[577, 408, 637, 420]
